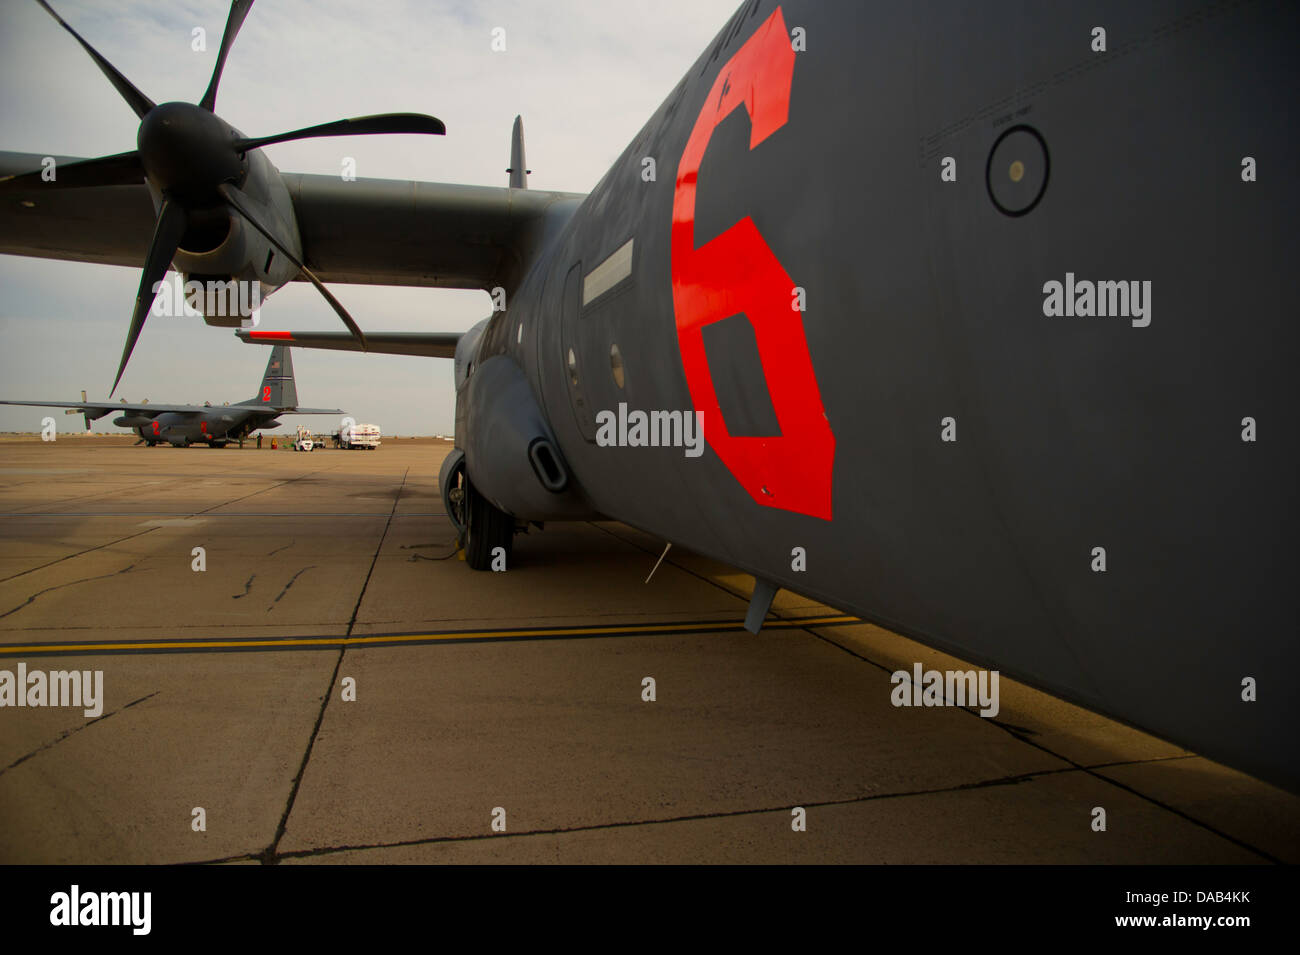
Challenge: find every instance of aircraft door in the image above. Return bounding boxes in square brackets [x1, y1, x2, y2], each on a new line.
[560, 262, 597, 442]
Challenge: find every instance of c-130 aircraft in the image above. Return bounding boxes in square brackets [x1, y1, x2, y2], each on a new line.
[0, 0, 1294, 792]
[0, 345, 339, 447]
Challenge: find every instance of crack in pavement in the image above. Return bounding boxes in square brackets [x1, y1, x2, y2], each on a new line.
[267, 566, 317, 610]
[188, 753, 1211, 865]
[0, 691, 159, 778]
[801, 621, 1284, 865]
[0, 529, 162, 587]
[0, 465, 341, 585]
[258, 467, 409, 865]
[0, 562, 145, 620]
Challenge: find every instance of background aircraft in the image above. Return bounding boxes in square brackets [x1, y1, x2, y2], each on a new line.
[0, 0, 1295, 797]
[0, 344, 340, 446]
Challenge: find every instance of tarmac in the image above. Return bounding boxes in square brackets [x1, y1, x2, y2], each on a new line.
[0, 434, 1294, 864]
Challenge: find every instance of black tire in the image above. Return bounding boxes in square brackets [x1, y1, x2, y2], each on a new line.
[464, 477, 513, 571]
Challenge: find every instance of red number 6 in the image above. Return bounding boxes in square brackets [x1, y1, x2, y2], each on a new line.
[670, 5, 835, 520]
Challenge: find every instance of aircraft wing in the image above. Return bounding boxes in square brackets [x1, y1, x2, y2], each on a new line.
[270, 407, 345, 415]
[236, 329, 460, 358]
[0, 151, 584, 290]
[0, 154, 155, 269]
[0, 399, 241, 416]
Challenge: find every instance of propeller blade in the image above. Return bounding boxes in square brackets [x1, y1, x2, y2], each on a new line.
[34, 0, 155, 120]
[0, 150, 143, 192]
[199, 0, 255, 112]
[218, 184, 367, 347]
[112, 199, 186, 396]
[231, 113, 445, 152]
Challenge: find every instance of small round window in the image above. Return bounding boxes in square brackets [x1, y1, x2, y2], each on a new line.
[567, 347, 579, 387]
[610, 343, 625, 388]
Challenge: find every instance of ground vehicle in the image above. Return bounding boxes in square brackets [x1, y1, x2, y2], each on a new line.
[335, 423, 380, 450]
[292, 425, 315, 452]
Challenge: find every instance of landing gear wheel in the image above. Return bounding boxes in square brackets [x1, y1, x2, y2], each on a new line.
[463, 475, 513, 571]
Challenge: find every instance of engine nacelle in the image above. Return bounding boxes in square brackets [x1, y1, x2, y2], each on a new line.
[160, 149, 302, 327]
[177, 272, 267, 328]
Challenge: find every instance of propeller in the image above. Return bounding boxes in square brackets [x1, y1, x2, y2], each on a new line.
[199, 0, 254, 113]
[115, 199, 186, 395]
[7, 0, 444, 394]
[232, 113, 446, 152]
[33, 0, 154, 120]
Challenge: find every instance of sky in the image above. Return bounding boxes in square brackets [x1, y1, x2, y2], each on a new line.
[0, 0, 742, 435]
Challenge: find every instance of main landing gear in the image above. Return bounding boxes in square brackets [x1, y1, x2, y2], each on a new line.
[446, 459, 513, 571]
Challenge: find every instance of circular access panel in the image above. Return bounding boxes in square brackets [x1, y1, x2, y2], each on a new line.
[986, 125, 1049, 216]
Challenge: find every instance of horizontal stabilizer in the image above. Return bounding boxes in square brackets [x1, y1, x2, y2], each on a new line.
[237, 329, 460, 358]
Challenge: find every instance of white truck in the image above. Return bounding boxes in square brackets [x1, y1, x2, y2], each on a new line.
[292, 425, 315, 452]
[335, 423, 381, 450]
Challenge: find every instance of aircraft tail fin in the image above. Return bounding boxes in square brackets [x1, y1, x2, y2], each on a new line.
[507, 115, 529, 189]
[252, 344, 298, 410]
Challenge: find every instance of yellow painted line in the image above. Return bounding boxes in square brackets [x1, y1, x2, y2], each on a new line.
[0, 614, 859, 656]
